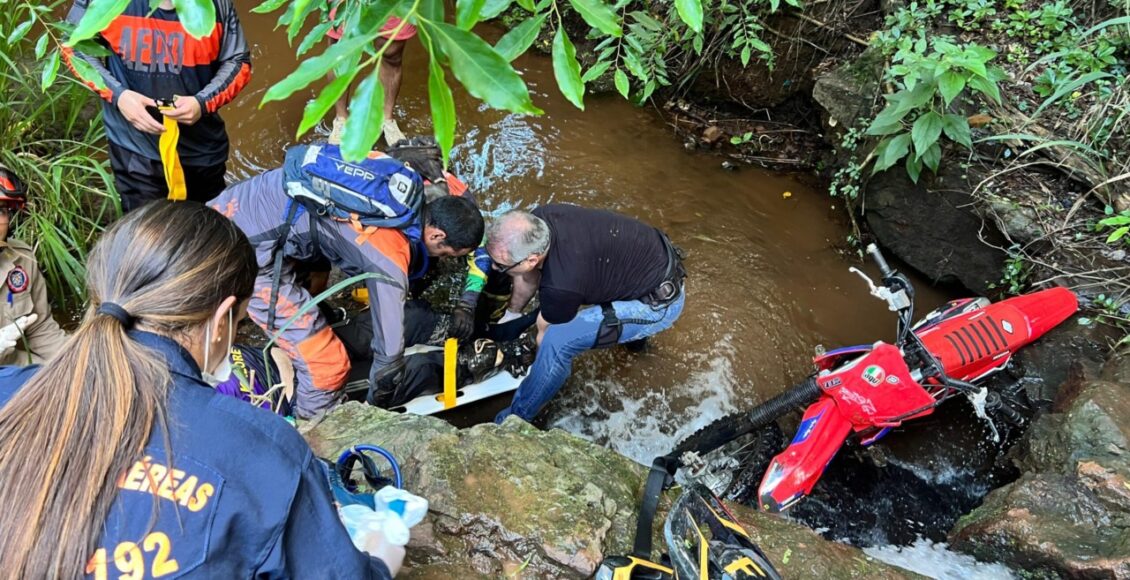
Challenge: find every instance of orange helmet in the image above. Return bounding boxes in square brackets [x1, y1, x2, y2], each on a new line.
[0, 164, 27, 212]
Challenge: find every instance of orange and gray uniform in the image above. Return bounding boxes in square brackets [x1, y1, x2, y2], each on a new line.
[0, 239, 68, 366]
[210, 169, 410, 419]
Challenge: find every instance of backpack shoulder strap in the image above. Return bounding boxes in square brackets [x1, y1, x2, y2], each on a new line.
[266, 199, 303, 333]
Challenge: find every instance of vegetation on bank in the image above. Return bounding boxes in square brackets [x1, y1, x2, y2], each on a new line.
[0, 0, 118, 312]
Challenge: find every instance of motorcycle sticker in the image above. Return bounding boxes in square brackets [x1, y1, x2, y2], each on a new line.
[886, 375, 900, 384]
[1001, 320, 1014, 334]
[862, 365, 885, 386]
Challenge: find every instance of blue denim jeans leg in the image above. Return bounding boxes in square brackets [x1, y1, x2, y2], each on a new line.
[495, 289, 686, 423]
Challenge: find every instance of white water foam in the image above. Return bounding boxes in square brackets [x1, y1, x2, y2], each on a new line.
[864, 538, 1015, 579]
[548, 334, 742, 465]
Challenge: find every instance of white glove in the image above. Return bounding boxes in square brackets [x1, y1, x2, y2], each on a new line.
[498, 310, 523, 325]
[0, 314, 37, 358]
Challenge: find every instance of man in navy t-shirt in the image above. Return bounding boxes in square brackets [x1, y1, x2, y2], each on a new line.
[485, 203, 686, 423]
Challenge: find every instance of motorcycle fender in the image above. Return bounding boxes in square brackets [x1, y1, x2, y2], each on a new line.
[758, 398, 853, 513]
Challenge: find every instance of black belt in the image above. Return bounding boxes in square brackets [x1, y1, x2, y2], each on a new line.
[643, 234, 686, 307]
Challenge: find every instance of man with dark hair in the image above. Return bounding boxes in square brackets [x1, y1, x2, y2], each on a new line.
[64, 0, 251, 211]
[210, 157, 484, 419]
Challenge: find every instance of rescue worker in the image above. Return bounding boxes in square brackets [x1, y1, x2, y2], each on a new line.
[64, 0, 252, 211]
[0, 202, 400, 578]
[0, 164, 67, 365]
[486, 204, 687, 423]
[210, 149, 484, 419]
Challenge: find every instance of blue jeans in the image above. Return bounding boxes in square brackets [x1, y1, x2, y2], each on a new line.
[495, 289, 686, 423]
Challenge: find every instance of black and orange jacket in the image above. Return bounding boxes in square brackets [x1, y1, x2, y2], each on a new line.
[64, 0, 251, 167]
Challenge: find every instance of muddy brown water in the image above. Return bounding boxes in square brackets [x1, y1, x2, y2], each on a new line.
[226, 14, 961, 472]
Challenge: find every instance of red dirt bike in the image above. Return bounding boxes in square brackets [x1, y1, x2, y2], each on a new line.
[671, 244, 1078, 513]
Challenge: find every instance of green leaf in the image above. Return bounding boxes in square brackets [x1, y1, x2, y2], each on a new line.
[867, 103, 911, 135]
[967, 75, 1001, 105]
[427, 56, 457, 164]
[675, 0, 703, 32]
[516, 0, 535, 11]
[614, 67, 629, 98]
[906, 151, 923, 183]
[911, 111, 944, 156]
[40, 49, 60, 90]
[567, 0, 622, 37]
[68, 53, 108, 90]
[424, 21, 542, 115]
[72, 38, 112, 57]
[68, 0, 131, 44]
[456, 0, 488, 30]
[1107, 226, 1129, 244]
[941, 113, 972, 148]
[8, 19, 34, 46]
[493, 13, 545, 62]
[480, 0, 514, 19]
[937, 70, 966, 106]
[262, 33, 379, 104]
[1033, 71, 1111, 117]
[341, 69, 386, 161]
[34, 34, 49, 59]
[251, 0, 289, 14]
[872, 133, 912, 175]
[297, 22, 332, 57]
[552, 27, 585, 110]
[171, 0, 217, 39]
[1099, 215, 1130, 226]
[295, 68, 357, 138]
[581, 60, 611, 83]
[287, 0, 322, 42]
[920, 142, 941, 172]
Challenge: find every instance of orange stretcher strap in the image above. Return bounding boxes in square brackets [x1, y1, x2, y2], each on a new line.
[158, 107, 187, 201]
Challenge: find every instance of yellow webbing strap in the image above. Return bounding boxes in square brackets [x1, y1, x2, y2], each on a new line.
[158, 106, 187, 201]
[443, 338, 457, 409]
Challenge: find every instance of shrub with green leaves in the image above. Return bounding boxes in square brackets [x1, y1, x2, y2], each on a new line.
[1097, 209, 1130, 245]
[867, 38, 1006, 182]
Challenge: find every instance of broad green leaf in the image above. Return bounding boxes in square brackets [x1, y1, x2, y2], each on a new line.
[342, 70, 386, 161]
[614, 67, 629, 98]
[901, 82, 935, 112]
[937, 70, 965, 106]
[357, 0, 403, 36]
[424, 21, 542, 115]
[872, 133, 911, 175]
[911, 111, 944, 156]
[905, 151, 922, 183]
[72, 38, 112, 57]
[567, 0, 622, 37]
[517, 0, 535, 11]
[967, 75, 1001, 105]
[867, 103, 911, 135]
[68, 54, 108, 90]
[675, 0, 703, 32]
[552, 27, 585, 110]
[456, 0, 488, 30]
[427, 56, 456, 163]
[941, 113, 972, 148]
[8, 19, 34, 46]
[493, 13, 545, 62]
[287, 0, 322, 42]
[297, 22, 333, 57]
[171, 0, 217, 39]
[481, 0, 514, 19]
[920, 142, 941, 172]
[34, 34, 49, 59]
[1099, 215, 1130, 226]
[419, 0, 444, 22]
[1108, 226, 1130, 243]
[40, 49, 60, 90]
[1033, 71, 1111, 117]
[262, 33, 378, 104]
[581, 60, 611, 83]
[295, 68, 358, 137]
[251, 0, 288, 14]
[68, 0, 131, 44]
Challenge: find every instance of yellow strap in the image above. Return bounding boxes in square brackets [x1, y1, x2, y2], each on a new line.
[158, 107, 187, 201]
[443, 338, 457, 409]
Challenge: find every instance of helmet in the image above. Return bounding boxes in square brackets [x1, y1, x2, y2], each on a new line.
[663, 484, 781, 580]
[0, 164, 27, 212]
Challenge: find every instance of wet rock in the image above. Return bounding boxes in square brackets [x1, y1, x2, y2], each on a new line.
[702, 125, 725, 144]
[812, 50, 885, 135]
[304, 403, 918, 578]
[863, 166, 1009, 296]
[1007, 315, 1114, 408]
[950, 360, 1130, 579]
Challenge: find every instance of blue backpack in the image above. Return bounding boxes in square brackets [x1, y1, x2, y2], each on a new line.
[267, 143, 427, 331]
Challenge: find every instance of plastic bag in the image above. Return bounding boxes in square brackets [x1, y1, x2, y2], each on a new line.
[339, 487, 428, 548]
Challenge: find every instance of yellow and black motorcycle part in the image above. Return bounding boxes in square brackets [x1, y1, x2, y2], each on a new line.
[663, 484, 780, 580]
[594, 555, 673, 580]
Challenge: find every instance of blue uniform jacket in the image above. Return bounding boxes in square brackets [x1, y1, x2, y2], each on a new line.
[0, 331, 391, 579]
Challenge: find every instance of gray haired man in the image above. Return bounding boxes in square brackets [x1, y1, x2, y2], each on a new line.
[485, 203, 686, 423]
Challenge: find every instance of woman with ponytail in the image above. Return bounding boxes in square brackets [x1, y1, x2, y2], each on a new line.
[0, 202, 399, 579]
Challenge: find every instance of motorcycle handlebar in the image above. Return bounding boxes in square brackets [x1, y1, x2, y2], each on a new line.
[866, 243, 894, 278]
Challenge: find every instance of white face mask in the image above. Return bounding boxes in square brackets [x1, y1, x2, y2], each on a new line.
[202, 308, 234, 387]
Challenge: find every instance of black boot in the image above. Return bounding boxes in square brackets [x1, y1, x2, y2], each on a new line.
[499, 330, 537, 377]
[457, 339, 502, 385]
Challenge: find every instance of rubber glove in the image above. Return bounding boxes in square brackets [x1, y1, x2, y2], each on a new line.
[449, 303, 475, 341]
[0, 314, 37, 359]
